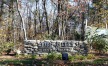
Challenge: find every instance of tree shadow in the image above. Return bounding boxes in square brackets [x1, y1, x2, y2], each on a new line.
[0, 56, 108, 66]
[0, 58, 48, 66]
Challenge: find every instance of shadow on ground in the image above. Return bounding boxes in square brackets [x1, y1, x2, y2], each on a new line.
[0, 58, 108, 66]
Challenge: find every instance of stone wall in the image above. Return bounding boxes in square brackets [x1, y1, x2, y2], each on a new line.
[24, 40, 88, 55]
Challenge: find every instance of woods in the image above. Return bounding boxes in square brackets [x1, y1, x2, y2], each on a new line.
[0, 0, 108, 66]
[0, 0, 107, 52]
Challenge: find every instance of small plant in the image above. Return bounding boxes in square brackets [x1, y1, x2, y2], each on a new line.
[68, 55, 75, 62]
[31, 55, 37, 59]
[91, 35, 108, 53]
[42, 54, 47, 59]
[47, 52, 58, 60]
[15, 54, 25, 59]
[24, 54, 33, 59]
[80, 55, 86, 60]
[68, 54, 87, 62]
[87, 54, 95, 59]
[57, 54, 62, 60]
[74, 54, 81, 60]
[93, 60, 105, 65]
[75, 54, 86, 60]
[0, 42, 14, 55]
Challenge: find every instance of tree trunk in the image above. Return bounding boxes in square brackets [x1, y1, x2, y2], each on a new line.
[81, 12, 85, 41]
[16, 0, 27, 40]
[0, 0, 3, 23]
[43, 0, 49, 34]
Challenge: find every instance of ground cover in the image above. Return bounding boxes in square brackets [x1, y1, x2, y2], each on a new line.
[0, 52, 107, 66]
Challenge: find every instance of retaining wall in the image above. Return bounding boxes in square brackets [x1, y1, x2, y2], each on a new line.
[24, 40, 88, 55]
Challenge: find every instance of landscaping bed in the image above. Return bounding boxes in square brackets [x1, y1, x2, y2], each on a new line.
[0, 58, 108, 66]
[0, 53, 108, 66]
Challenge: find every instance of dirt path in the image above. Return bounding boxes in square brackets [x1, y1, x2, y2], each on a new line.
[0, 55, 16, 61]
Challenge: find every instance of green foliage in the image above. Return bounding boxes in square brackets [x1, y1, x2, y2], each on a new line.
[68, 54, 95, 62]
[0, 42, 14, 55]
[93, 59, 105, 65]
[16, 54, 37, 59]
[74, 32, 81, 40]
[91, 35, 108, 53]
[87, 54, 95, 59]
[74, 54, 86, 60]
[47, 52, 62, 60]
[44, 35, 53, 40]
[31, 55, 37, 59]
[57, 54, 62, 60]
[15, 54, 23, 58]
[44, 53, 96, 62]
[0, 58, 108, 66]
[0, 59, 33, 66]
[3, 42, 14, 49]
[47, 52, 58, 60]
[68, 55, 75, 62]
[23, 54, 37, 59]
[41, 54, 47, 59]
[68, 55, 87, 62]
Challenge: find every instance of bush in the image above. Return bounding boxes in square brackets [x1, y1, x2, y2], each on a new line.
[42, 54, 47, 59]
[57, 54, 62, 60]
[74, 54, 86, 60]
[91, 35, 108, 53]
[47, 52, 61, 60]
[31, 55, 37, 59]
[68, 55, 75, 62]
[0, 42, 14, 55]
[87, 54, 95, 59]
[68, 54, 87, 62]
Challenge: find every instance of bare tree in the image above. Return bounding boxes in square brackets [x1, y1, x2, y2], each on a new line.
[16, 0, 27, 40]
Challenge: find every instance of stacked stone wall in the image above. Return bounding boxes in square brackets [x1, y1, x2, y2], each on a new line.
[24, 40, 88, 55]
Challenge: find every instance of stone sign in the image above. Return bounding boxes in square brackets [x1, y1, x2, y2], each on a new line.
[24, 40, 88, 55]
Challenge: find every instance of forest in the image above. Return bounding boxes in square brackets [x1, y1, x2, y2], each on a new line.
[0, 0, 108, 66]
[0, 0, 108, 41]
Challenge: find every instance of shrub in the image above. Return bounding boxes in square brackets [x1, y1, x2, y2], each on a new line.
[42, 54, 47, 59]
[47, 52, 59, 60]
[87, 54, 95, 59]
[68, 55, 75, 62]
[91, 35, 108, 53]
[68, 54, 88, 62]
[4, 42, 14, 51]
[0, 42, 14, 55]
[57, 54, 62, 60]
[31, 55, 37, 59]
[75, 54, 86, 60]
